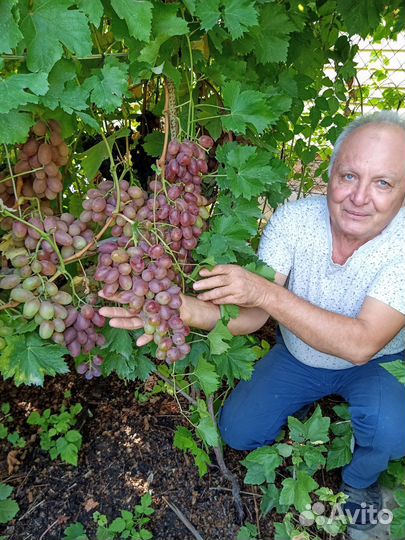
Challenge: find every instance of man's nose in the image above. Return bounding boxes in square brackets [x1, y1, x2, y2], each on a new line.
[350, 181, 370, 206]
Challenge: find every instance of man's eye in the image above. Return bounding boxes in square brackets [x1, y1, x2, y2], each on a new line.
[378, 179, 390, 188]
[344, 174, 354, 181]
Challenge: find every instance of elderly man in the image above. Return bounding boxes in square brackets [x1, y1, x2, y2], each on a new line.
[100, 111, 405, 538]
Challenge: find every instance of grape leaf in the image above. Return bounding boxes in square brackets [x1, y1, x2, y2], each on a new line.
[142, 131, 165, 157]
[139, 3, 188, 65]
[211, 336, 256, 384]
[279, 471, 319, 512]
[245, 4, 294, 64]
[0, 333, 69, 386]
[0, 110, 35, 145]
[84, 57, 129, 113]
[216, 142, 275, 200]
[110, 0, 153, 42]
[195, 0, 221, 31]
[102, 326, 133, 360]
[0, 497, 19, 524]
[244, 260, 276, 282]
[77, 127, 130, 180]
[20, 0, 92, 74]
[196, 215, 254, 263]
[173, 426, 211, 476]
[182, 0, 196, 15]
[207, 321, 233, 355]
[0, 0, 23, 54]
[76, 0, 104, 25]
[222, 0, 258, 40]
[194, 357, 220, 396]
[217, 194, 261, 236]
[41, 59, 89, 114]
[326, 434, 353, 471]
[222, 81, 274, 134]
[0, 73, 49, 113]
[337, 0, 384, 38]
[63, 522, 89, 540]
[381, 360, 405, 385]
[195, 399, 219, 447]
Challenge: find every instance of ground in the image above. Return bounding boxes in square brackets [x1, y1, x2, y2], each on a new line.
[0, 324, 344, 540]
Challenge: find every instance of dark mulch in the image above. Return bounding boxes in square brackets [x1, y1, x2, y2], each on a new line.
[0, 321, 344, 540]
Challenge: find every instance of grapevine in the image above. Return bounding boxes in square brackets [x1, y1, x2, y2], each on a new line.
[0, 116, 214, 375]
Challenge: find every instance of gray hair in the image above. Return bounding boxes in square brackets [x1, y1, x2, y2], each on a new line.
[328, 110, 405, 176]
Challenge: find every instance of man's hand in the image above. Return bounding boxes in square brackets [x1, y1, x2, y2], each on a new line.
[98, 291, 153, 346]
[193, 265, 270, 308]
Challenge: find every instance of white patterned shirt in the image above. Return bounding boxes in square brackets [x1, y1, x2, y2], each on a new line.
[257, 196, 405, 369]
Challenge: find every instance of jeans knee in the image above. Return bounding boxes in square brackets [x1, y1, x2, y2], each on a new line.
[218, 412, 259, 451]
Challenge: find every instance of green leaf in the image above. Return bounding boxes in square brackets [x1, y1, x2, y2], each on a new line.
[195, 400, 219, 447]
[222, 0, 258, 40]
[260, 484, 280, 516]
[242, 447, 282, 485]
[103, 326, 134, 359]
[220, 305, 240, 324]
[111, 0, 153, 42]
[305, 406, 330, 444]
[222, 81, 274, 135]
[110, 517, 126, 533]
[337, 0, 385, 38]
[41, 59, 89, 114]
[195, 0, 220, 31]
[244, 261, 276, 282]
[76, 0, 104, 25]
[217, 194, 261, 236]
[0, 498, 19, 524]
[64, 522, 89, 540]
[216, 142, 276, 200]
[77, 126, 130, 180]
[173, 426, 210, 476]
[194, 357, 220, 396]
[326, 435, 353, 471]
[391, 506, 405, 540]
[0, 110, 34, 145]
[84, 57, 129, 113]
[245, 4, 294, 64]
[196, 215, 254, 264]
[394, 488, 405, 508]
[0, 73, 49, 113]
[20, 0, 92, 74]
[381, 360, 405, 385]
[279, 471, 319, 512]
[65, 430, 82, 444]
[0, 484, 13, 500]
[0, 0, 23, 54]
[211, 336, 256, 384]
[142, 131, 165, 157]
[207, 321, 233, 355]
[0, 333, 69, 386]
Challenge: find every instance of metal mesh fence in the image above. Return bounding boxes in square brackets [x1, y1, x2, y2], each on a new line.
[348, 33, 405, 114]
[285, 32, 405, 201]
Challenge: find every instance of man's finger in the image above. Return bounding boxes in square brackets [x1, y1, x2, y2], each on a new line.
[193, 277, 227, 291]
[99, 306, 139, 318]
[109, 318, 144, 330]
[196, 287, 230, 302]
[136, 334, 153, 346]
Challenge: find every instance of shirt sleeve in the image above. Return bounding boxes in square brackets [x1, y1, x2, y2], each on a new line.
[257, 202, 297, 276]
[367, 258, 405, 315]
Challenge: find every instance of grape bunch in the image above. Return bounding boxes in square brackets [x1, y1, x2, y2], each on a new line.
[14, 120, 69, 201]
[63, 303, 106, 358]
[76, 355, 105, 380]
[94, 135, 214, 363]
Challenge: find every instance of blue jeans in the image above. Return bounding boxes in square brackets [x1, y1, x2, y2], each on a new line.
[219, 336, 405, 488]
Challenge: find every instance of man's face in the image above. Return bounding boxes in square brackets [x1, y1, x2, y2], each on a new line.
[327, 123, 405, 243]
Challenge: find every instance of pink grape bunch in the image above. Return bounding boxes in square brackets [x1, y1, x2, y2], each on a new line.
[94, 135, 214, 363]
[63, 302, 106, 360]
[14, 120, 69, 201]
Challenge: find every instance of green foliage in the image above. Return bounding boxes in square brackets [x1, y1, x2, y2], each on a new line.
[241, 405, 350, 538]
[173, 426, 211, 476]
[391, 488, 405, 540]
[93, 493, 154, 540]
[0, 333, 69, 386]
[27, 403, 83, 465]
[237, 522, 258, 540]
[381, 360, 405, 385]
[63, 522, 89, 540]
[0, 483, 19, 524]
[0, 402, 26, 449]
